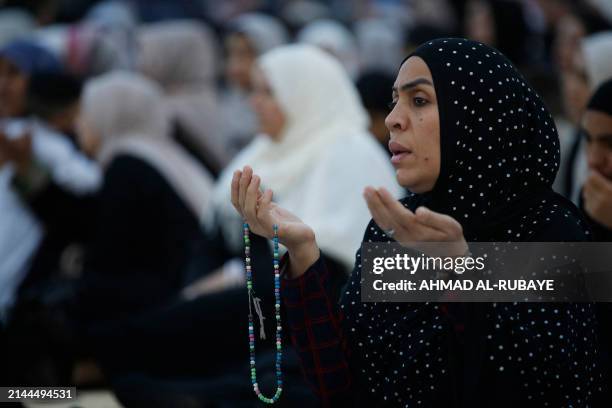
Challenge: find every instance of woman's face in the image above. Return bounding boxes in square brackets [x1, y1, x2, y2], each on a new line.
[553, 14, 585, 72]
[225, 33, 257, 91]
[250, 65, 286, 141]
[0, 58, 28, 118]
[386, 56, 440, 193]
[582, 110, 612, 179]
[561, 47, 590, 125]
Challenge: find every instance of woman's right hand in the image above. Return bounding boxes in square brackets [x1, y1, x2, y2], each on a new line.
[231, 166, 320, 278]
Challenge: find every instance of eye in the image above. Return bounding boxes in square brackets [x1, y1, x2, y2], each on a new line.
[388, 100, 397, 110]
[413, 97, 428, 106]
[581, 130, 591, 143]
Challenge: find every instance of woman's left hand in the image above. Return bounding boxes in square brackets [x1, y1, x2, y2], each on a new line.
[363, 186, 468, 257]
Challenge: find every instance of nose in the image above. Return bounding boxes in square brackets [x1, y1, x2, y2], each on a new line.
[586, 143, 606, 173]
[385, 104, 408, 134]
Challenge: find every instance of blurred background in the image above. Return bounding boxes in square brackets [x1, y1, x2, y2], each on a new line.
[0, 0, 611, 407]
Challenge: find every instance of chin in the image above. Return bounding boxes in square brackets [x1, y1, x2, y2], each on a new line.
[396, 169, 431, 193]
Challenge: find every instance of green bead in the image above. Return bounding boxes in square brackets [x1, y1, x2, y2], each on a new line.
[245, 227, 285, 404]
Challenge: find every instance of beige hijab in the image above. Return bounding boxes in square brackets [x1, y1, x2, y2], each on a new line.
[82, 71, 213, 217]
[137, 20, 229, 172]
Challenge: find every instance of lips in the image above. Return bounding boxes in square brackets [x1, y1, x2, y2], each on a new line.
[388, 141, 413, 164]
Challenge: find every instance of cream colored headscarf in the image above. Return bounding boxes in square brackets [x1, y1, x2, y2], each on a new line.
[137, 20, 229, 172]
[211, 45, 402, 269]
[82, 71, 213, 217]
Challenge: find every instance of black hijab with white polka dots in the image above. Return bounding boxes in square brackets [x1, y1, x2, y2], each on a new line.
[338, 39, 602, 407]
[405, 38, 580, 240]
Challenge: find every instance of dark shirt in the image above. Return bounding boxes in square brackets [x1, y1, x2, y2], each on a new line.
[80, 154, 202, 321]
[20, 154, 203, 321]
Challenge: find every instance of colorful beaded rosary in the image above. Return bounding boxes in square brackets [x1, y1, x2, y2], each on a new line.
[244, 222, 283, 404]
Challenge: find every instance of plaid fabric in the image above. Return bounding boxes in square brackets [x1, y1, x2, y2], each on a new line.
[280, 255, 353, 406]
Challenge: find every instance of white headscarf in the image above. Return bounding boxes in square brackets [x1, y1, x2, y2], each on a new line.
[82, 71, 213, 217]
[297, 19, 359, 79]
[137, 20, 229, 172]
[212, 45, 402, 269]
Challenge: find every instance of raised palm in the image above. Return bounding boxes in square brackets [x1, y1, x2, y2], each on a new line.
[231, 166, 315, 250]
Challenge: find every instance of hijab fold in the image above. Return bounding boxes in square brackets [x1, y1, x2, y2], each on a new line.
[82, 71, 213, 218]
[137, 21, 229, 173]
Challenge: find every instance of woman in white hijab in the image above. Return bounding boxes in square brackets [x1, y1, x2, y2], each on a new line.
[78, 71, 214, 319]
[137, 20, 229, 176]
[212, 44, 402, 272]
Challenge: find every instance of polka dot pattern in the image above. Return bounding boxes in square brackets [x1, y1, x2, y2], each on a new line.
[408, 38, 562, 239]
[336, 38, 603, 406]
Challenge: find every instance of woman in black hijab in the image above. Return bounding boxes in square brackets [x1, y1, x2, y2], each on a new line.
[232, 38, 603, 407]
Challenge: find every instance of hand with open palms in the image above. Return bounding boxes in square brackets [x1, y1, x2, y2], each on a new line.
[231, 166, 320, 278]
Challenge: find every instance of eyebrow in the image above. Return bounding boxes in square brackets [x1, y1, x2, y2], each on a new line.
[392, 77, 434, 94]
[581, 128, 612, 142]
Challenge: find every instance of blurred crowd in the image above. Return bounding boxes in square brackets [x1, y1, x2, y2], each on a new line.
[0, 0, 611, 406]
